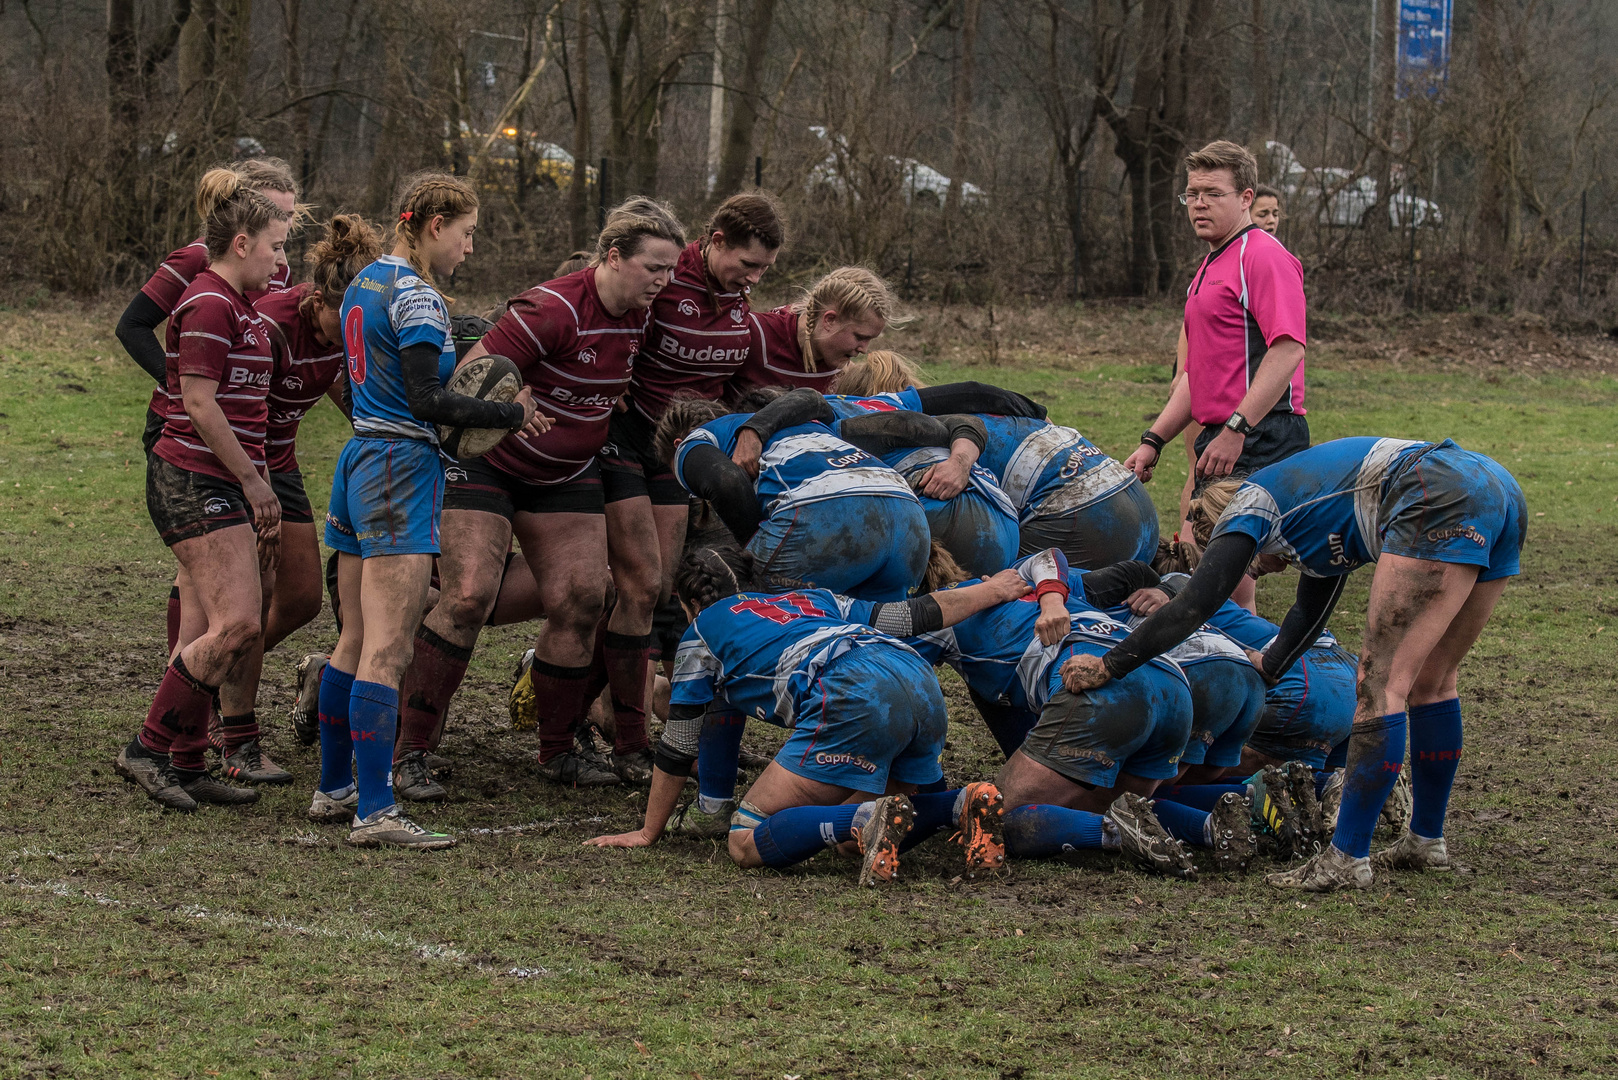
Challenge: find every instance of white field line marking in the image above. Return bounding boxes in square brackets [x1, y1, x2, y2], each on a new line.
[4, 873, 558, 978]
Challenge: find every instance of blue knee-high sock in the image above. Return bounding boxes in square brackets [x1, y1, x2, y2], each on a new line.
[1408, 698, 1463, 838]
[914, 777, 950, 795]
[1003, 804, 1106, 858]
[1153, 798, 1211, 848]
[317, 665, 356, 795]
[898, 789, 960, 852]
[1155, 783, 1247, 812]
[751, 805, 860, 868]
[696, 709, 746, 805]
[1332, 712, 1407, 858]
[350, 680, 399, 819]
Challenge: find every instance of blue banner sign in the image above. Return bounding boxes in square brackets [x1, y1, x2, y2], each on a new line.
[1396, 0, 1453, 100]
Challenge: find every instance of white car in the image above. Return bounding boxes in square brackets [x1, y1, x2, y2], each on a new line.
[807, 126, 984, 206]
[1265, 140, 1441, 228]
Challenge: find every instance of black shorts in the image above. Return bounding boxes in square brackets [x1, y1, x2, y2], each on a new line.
[271, 468, 314, 524]
[142, 407, 165, 456]
[442, 456, 605, 517]
[598, 408, 688, 506]
[146, 454, 253, 546]
[1192, 411, 1310, 496]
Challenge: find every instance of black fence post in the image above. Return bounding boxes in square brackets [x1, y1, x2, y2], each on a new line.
[598, 158, 609, 230]
[754, 156, 762, 188]
[1578, 189, 1587, 305]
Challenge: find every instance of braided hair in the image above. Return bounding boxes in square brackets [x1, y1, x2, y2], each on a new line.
[653, 394, 732, 468]
[393, 171, 480, 287]
[675, 545, 759, 614]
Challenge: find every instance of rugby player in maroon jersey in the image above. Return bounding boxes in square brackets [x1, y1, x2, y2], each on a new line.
[391, 199, 686, 796]
[113, 169, 292, 812]
[727, 266, 899, 397]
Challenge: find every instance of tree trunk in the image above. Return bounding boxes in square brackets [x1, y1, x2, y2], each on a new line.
[715, 0, 777, 196]
[705, 0, 728, 196]
[1474, 0, 1517, 264]
[283, 0, 310, 190]
[107, 0, 141, 231]
[1250, 0, 1272, 145]
[568, 0, 592, 248]
[943, 0, 981, 222]
[1366, 0, 1398, 232]
[177, 0, 252, 158]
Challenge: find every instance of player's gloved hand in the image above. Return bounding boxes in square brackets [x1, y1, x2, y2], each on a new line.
[243, 473, 282, 542]
[918, 455, 972, 500]
[1060, 653, 1111, 693]
[1123, 444, 1159, 483]
[584, 827, 658, 849]
[732, 429, 763, 478]
[513, 386, 552, 437]
[1035, 593, 1069, 647]
[983, 568, 1033, 604]
[1196, 427, 1244, 479]
[1126, 587, 1172, 615]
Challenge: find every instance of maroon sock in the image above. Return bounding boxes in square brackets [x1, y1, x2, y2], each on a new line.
[166, 585, 181, 655]
[219, 711, 260, 756]
[140, 655, 217, 767]
[603, 631, 651, 754]
[532, 659, 594, 763]
[397, 625, 473, 757]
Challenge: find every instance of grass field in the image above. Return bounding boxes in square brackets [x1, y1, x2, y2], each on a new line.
[3, 296, 1617, 1079]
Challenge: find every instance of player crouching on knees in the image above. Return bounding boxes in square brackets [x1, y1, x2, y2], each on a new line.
[910, 549, 1227, 878]
[1061, 436, 1526, 892]
[586, 545, 1029, 884]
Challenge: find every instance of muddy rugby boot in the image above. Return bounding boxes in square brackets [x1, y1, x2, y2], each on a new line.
[222, 739, 293, 785]
[1106, 794, 1196, 880]
[423, 752, 453, 779]
[115, 738, 198, 812]
[1318, 768, 1345, 835]
[1266, 844, 1372, 892]
[347, 806, 457, 850]
[1283, 760, 1324, 850]
[1378, 770, 1413, 838]
[1249, 764, 1305, 858]
[855, 795, 915, 886]
[176, 768, 260, 806]
[535, 750, 620, 787]
[1207, 791, 1258, 873]
[308, 784, 359, 824]
[508, 649, 538, 731]
[290, 653, 328, 746]
[952, 782, 1007, 877]
[611, 748, 655, 785]
[1371, 830, 1451, 872]
[673, 797, 737, 838]
[393, 750, 447, 803]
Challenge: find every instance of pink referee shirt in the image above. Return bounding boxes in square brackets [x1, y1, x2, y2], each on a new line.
[1183, 224, 1307, 427]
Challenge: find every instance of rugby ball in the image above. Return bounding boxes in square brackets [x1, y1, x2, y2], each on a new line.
[438, 354, 522, 459]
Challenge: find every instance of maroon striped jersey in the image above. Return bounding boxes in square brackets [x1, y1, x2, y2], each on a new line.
[256, 284, 346, 474]
[630, 241, 753, 422]
[139, 237, 292, 314]
[730, 304, 841, 394]
[480, 267, 650, 485]
[151, 269, 274, 481]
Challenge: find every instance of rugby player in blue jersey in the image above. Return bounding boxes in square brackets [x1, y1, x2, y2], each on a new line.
[832, 353, 1159, 568]
[311, 173, 544, 848]
[1061, 436, 1526, 890]
[586, 546, 1030, 884]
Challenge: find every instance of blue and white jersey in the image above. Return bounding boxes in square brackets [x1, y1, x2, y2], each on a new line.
[830, 425, 1019, 520]
[340, 255, 457, 442]
[912, 552, 1183, 715]
[1210, 436, 1431, 577]
[669, 588, 920, 727]
[822, 390, 925, 421]
[674, 412, 917, 515]
[974, 415, 1134, 522]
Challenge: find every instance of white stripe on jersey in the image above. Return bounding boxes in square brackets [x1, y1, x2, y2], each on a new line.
[537, 285, 580, 324]
[889, 446, 1018, 518]
[1024, 458, 1134, 521]
[652, 319, 750, 338]
[1355, 438, 1424, 560]
[998, 424, 1079, 509]
[180, 331, 235, 346]
[766, 468, 918, 512]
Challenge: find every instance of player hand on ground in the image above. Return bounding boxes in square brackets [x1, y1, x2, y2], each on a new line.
[918, 457, 971, 500]
[1060, 653, 1111, 692]
[584, 828, 658, 849]
[1126, 587, 1171, 615]
[513, 387, 552, 437]
[732, 429, 763, 478]
[1123, 444, 1158, 483]
[1196, 428, 1244, 479]
[983, 568, 1033, 603]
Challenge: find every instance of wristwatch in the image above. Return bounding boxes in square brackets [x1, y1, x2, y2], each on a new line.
[1224, 411, 1254, 436]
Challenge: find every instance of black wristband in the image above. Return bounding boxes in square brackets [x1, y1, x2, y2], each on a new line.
[1140, 430, 1166, 453]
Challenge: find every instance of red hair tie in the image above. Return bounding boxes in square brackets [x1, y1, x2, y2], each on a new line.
[400, 210, 414, 221]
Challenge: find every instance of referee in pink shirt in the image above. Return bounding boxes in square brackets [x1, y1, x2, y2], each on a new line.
[1126, 139, 1308, 521]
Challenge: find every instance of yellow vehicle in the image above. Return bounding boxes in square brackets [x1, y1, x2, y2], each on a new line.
[445, 124, 598, 192]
